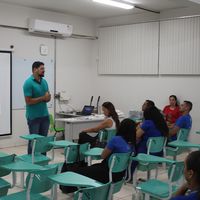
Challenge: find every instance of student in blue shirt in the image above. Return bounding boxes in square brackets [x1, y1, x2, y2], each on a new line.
[171, 150, 200, 200]
[136, 106, 169, 155]
[130, 106, 169, 175]
[169, 101, 192, 141]
[61, 118, 136, 193]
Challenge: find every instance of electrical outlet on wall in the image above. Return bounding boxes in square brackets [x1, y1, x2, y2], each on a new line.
[40, 44, 48, 56]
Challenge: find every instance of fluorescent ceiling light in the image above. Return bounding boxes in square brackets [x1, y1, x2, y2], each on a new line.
[93, 0, 134, 9]
[122, 0, 135, 3]
[189, 0, 200, 3]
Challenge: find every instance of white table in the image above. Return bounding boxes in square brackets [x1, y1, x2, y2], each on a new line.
[55, 114, 106, 141]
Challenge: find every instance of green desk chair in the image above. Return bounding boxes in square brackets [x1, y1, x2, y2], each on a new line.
[17, 135, 55, 165]
[108, 152, 131, 197]
[98, 129, 117, 143]
[74, 182, 111, 200]
[83, 147, 104, 166]
[0, 165, 58, 200]
[0, 154, 15, 197]
[83, 129, 116, 166]
[49, 114, 65, 137]
[136, 161, 184, 200]
[64, 143, 89, 164]
[137, 136, 166, 180]
[166, 128, 190, 160]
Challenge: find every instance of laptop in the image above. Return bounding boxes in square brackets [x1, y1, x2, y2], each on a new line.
[76, 105, 94, 116]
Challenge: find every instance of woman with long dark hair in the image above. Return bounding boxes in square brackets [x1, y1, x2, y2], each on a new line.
[62, 119, 136, 193]
[78, 101, 120, 146]
[171, 150, 200, 200]
[131, 106, 169, 174]
[163, 95, 181, 128]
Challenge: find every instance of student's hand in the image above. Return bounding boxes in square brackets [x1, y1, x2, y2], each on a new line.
[43, 92, 51, 102]
[173, 182, 189, 196]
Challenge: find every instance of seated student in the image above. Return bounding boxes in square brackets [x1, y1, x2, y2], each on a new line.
[169, 101, 192, 141]
[63, 119, 136, 193]
[142, 100, 155, 112]
[78, 101, 120, 147]
[131, 106, 169, 174]
[163, 95, 181, 128]
[136, 106, 169, 154]
[171, 150, 200, 200]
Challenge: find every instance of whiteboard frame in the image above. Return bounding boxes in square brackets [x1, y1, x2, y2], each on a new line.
[0, 51, 12, 136]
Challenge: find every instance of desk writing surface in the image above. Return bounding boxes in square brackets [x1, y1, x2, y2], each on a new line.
[55, 114, 105, 124]
[0, 160, 44, 172]
[168, 141, 200, 148]
[131, 153, 174, 164]
[49, 171, 102, 187]
[49, 140, 78, 147]
[0, 151, 9, 158]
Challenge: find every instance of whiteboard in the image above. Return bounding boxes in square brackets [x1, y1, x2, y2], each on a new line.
[0, 51, 11, 135]
[12, 57, 54, 109]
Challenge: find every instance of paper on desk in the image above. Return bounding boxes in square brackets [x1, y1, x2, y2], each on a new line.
[116, 109, 125, 117]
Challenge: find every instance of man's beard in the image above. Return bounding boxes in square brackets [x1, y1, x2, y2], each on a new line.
[39, 74, 44, 77]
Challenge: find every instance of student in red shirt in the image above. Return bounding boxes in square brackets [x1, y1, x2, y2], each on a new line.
[163, 95, 181, 128]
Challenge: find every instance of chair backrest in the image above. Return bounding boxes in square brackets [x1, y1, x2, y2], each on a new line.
[106, 129, 117, 141]
[146, 136, 166, 154]
[64, 145, 79, 164]
[168, 161, 184, 183]
[33, 135, 55, 154]
[0, 154, 15, 177]
[79, 143, 90, 161]
[99, 129, 116, 142]
[108, 152, 130, 182]
[49, 114, 55, 131]
[177, 128, 190, 141]
[25, 164, 58, 194]
[65, 143, 89, 163]
[74, 182, 111, 200]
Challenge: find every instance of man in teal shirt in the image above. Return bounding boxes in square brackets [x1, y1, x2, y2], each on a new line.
[23, 61, 51, 154]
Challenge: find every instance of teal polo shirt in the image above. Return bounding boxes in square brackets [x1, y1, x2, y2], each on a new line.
[23, 75, 49, 120]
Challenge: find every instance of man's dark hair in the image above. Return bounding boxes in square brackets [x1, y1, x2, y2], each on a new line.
[184, 100, 193, 111]
[146, 100, 155, 108]
[32, 61, 44, 71]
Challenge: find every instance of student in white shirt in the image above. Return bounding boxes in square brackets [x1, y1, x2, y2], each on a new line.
[78, 101, 120, 147]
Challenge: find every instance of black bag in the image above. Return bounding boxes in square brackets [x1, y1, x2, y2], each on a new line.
[59, 148, 87, 194]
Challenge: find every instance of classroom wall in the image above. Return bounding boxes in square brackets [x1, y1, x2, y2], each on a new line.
[93, 7, 200, 143]
[1, 2, 200, 148]
[0, 2, 96, 148]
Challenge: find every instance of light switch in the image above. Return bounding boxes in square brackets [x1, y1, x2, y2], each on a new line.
[40, 44, 48, 56]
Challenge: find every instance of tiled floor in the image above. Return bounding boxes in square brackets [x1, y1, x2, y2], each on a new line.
[0, 145, 188, 200]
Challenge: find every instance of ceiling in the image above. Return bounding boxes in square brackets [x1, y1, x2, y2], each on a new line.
[0, 0, 199, 19]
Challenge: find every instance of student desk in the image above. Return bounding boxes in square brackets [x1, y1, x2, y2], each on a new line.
[56, 113, 125, 141]
[49, 171, 102, 187]
[55, 114, 106, 141]
[168, 140, 200, 149]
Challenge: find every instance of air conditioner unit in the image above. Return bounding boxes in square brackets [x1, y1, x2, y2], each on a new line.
[28, 19, 73, 37]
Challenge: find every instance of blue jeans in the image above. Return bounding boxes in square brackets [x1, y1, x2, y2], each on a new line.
[27, 116, 50, 154]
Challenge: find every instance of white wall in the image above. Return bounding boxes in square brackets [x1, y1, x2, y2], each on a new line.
[1, 2, 200, 148]
[0, 2, 96, 148]
[94, 7, 200, 143]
